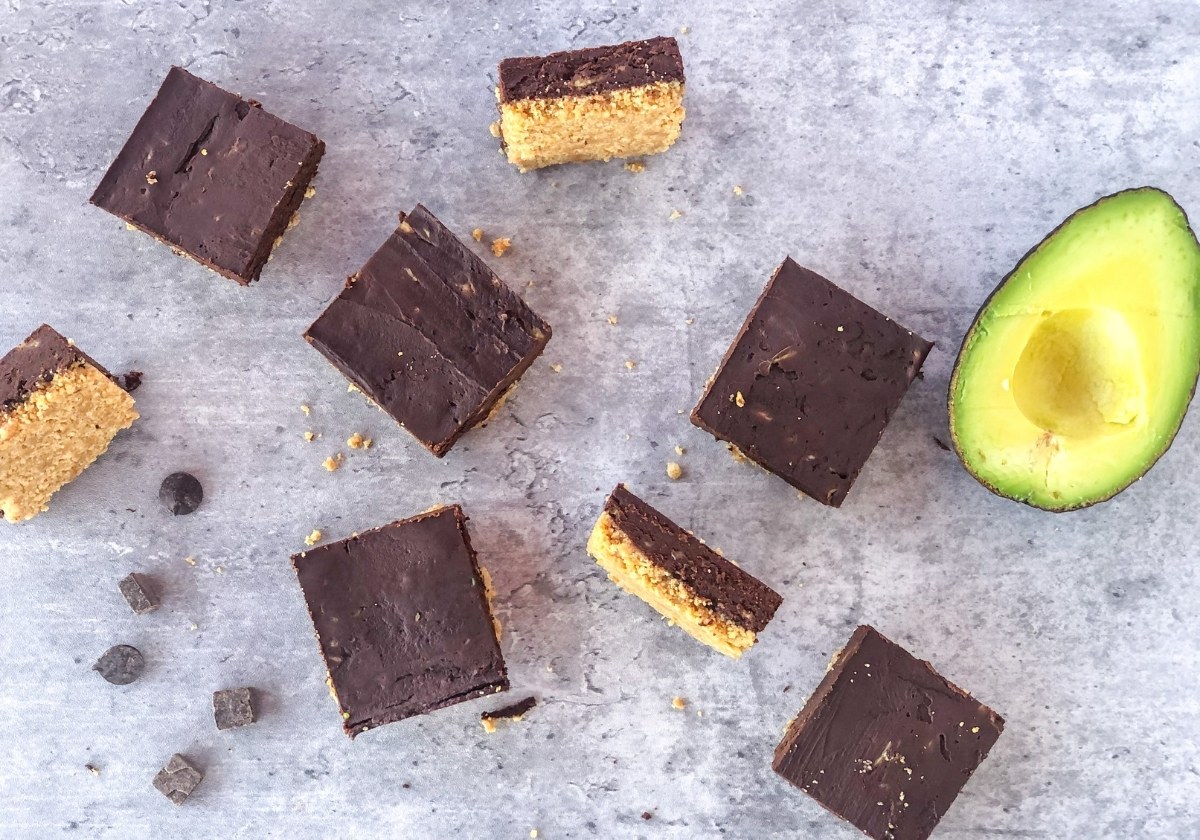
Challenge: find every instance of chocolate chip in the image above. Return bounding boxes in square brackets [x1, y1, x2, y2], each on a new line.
[641, 812, 653, 820]
[93, 644, 145, 685]
[159, 472, 203, 515]
[118, 573, 158, 614]
[120, 370, 143, 392]
[152, 754, 203, 804]
[213, 687, 256, 730]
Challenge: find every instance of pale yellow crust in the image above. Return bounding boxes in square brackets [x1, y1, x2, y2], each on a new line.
[498, 81, 685, 172]
[0, 362, 137, 523]
[586, 510, 755, 658]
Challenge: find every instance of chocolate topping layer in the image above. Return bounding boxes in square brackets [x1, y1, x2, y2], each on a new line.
[90, 66, 324, 285]
[692, 258, 932, 507]
[605, 484, 782, 632]
[773, 626, 1004, 840]
[499, 36, 684, 102]
[0, 325, 109, 410]
[292, 506, 507, 737]
[304, 205, 551, 456]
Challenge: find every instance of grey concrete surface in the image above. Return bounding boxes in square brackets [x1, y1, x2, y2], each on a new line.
[2, 1, 1199, 838]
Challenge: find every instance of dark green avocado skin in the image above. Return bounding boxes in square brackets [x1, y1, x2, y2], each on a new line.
[947, 186, 1200, 512]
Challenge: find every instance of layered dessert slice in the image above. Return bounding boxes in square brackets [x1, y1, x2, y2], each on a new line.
[0, 325, 138, 522]
[496, 36, 686, 171]
[587, 484, 782, 658]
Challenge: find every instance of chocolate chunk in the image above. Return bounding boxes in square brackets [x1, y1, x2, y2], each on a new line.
[93, 644, 145, 685]
[118, 573, 158, 614]
[159, 472, 203, 515]
[773, 626, 1004, 840]
[213, 687, 256, 730]
[152, 753, 203, 805]
[120, 370, 143, 392]
[90, 66, 324, 285]
[304, 205, 551, 456]
[499, 36, 685, 102]
[691, 258, 932, 507]
[291, 505, 507, 737]
[481, 696, 537, 725]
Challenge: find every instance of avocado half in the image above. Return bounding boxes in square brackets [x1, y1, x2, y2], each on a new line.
[949, 187, 1200, 511]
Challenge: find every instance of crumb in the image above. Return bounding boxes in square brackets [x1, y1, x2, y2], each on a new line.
[347, 383, 360, 394]
[733, 184, 744, 196]
[490, 237, 512, 257]
[305, 529, 323, 546]
[125, 222, 137, 231]
[685, 317, 694, 325]
[184, 556, 196, 566]
[347, 433, 372, 449]
[472, 228, 484, 242]
[402, 782, 411, 789]
[85, 764, 100, 776]
[666, 462, 683, 481]
[304, 186, 316, 199]
[679, 25, 690, 33]
[189, 622, 199, 631]
[300, 404, 311, 416]
[642, 811, 653, 820]
[697, 710, 704, 718]
[624, 161, 645, 173]
[668, 209, 682, 220]
[145, 171, 157, 185]
[734, 391, 746, 408]
[672, 696, 687, 710]
[625, 359, 636, 370]
[530, 831, 538, 839]
[607, 314, 619, 326]
[214, 565, 225, 574]
[550, 363, 563, 373]
[489, 121, 501, 138]
[322, 454, 343, 472]
[674, 445, 685, 456]
[200, 148, 208, 156]
[304, 431, 316, 442]
[481, 718, 498, 734]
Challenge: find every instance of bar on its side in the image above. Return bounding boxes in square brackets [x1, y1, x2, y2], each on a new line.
[773, 626, 1004, 840]
[304, 204, 551, 456]
[0, 325, 138, 523]
[496, 36, 685, 171]
[586, 484, 781, 658]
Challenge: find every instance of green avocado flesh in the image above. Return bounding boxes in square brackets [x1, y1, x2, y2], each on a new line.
[950, 188, 1200, 511]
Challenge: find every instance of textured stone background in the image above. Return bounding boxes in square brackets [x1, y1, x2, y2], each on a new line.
[2, 1, 1199, 838]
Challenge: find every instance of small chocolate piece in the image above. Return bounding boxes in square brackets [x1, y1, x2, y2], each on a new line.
[691, 258, 932, 507]
[291, 505, 508, 737]
[152, 754, 203, 805]
[159, 472, 203, 515]
[93, 644, 145, 685]
[496, 37, 687, 172]
[118, 573, 158, 614]
[90, 66, 324, 285]
[586, 484, 782, 658]
[305, 205, 551, 456]
[0, 325, 138, 522]
[213, 687, 256, 730]
[773, 626, 1004, 840]
[481, 696, 537, 727]
[120, 370, 143, 392]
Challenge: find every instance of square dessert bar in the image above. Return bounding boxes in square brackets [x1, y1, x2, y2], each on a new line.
[691, 258, 933, 507]
[305, 204, 551, 456]
[0, 325, 138, 523]
[496, 36, 686, 171]
[90, 66, 324, 285]
[587, 484, 782, 658]
[291, 505, 507, 737]
[773, 626, 1004, 840]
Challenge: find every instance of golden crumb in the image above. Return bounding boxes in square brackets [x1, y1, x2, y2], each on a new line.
[733, 184, 744, 196]
[184, 556, 196, 567]
[685, 317, 694, 325]
[666, 461, 683, 481]
[625, 359, 636, 370]
[481, 718, 498, 734]
[305, 529, 323, 546]
[300, 404, 311, 416]
[214, 565, 225, 574]
[347, 433, 372, 449]
[145, 171, 158, 185]
[607, 314, 619, 326]
[734, 391, 746, 408]
[672, 696, 687, 710]
[530, 831, 538, 839]
[304, 431, 316, 442]
[491, 237, 512, 257]
[304, 186, 316, 199]
[674, 445, 685, 456]
[489, 121, 502, 138]
[624, 161, 645, 173]
[472, 228, 484, 242]
[668, 209, 682, 220]
[550, 363, 563, 373]
[200, 148, 208, 156]
[348, 383, 360, 394]
[86, 764, 100, 776]
[679, 25, 690, 34]
[322, 454, 343, 472]
[189, 622, 199, 631]
[125, 222, 137, 231]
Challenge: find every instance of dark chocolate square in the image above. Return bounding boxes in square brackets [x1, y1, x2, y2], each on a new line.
[291, 505, 507, 737]
[691, 258, 932, 506]
[118, 573, 158, 614]
[90, 66, 324, 285]
[213, 687, 256, 730]
[152, 754, 203, 805]
[773, 626, 1004, 840]
[304, 205, 551, 456]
